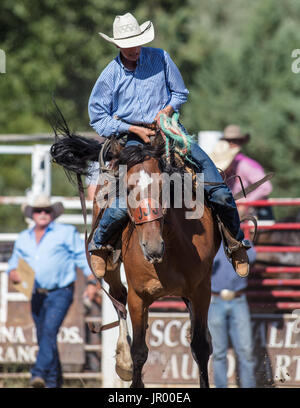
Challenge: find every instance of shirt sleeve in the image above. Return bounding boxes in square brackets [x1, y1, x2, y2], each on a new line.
[6, 236, 23, 274]
[68, 227, 92, 277]
[163, 51, 189, 111]
[88, 68, 131, 137]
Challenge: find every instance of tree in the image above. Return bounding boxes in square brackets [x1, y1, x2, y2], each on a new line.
[1, 0, 300, 230]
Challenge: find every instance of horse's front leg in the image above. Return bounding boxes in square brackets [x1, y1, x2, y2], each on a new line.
[127, 289, 149, 388]
[102, 260, 133, 382]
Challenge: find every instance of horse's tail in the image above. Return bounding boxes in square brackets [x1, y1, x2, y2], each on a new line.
[49, 102, 102, 178]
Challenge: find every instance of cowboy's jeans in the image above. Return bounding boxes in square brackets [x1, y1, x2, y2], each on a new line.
[190, 142, 244, 241]
[93, 196, 128, 247]
[31, 284, 74, 388]
[208, 294, 256, 388]
[92, 140, 244, 248]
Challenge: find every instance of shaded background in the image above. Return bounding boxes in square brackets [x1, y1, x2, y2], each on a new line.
[1, 0, 300, 231]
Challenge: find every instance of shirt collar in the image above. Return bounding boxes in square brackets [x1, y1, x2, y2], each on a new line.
[116, 47, 144, 71]
[29, 221, 55, 235]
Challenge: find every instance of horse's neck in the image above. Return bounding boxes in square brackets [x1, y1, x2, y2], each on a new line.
[166, 205, 214, 237]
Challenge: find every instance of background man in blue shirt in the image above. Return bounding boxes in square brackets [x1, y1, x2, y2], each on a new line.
[88, 12, 250, 277]
[208, 245, 257, 388]
[7, 195, 97, 388]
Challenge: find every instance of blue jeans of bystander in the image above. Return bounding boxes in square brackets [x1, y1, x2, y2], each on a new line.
[31, 284, 74, 388]
[208, 294, 256, 388]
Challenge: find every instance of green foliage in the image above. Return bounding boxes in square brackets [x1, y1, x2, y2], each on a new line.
[1, 0, 300, 230]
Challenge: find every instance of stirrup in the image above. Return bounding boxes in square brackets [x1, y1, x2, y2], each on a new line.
[227, 239, 252, 254]
[241, 239, 252, 250]
[216, 215, 250, 260]
[88, 242, 113, 254]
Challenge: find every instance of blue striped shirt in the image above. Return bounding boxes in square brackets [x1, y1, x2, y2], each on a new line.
[6, 222, 91, 290]
[88, 47, 189, 137]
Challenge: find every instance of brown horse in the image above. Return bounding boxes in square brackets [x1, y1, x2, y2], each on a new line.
[89, 139, 221, 388]
[50, 119, 220, 387]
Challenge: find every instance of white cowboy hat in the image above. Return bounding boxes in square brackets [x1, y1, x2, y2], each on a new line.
[209, 140, 241, 171]
[221, 124, 250, 144]
[99, 13, 155, 48]
[22, 195, 64, 220]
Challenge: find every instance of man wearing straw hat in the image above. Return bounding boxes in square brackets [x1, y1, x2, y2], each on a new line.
[88, 12, 252, 277]
[210, 125, 273, 220]
[7, 195, 97, 388]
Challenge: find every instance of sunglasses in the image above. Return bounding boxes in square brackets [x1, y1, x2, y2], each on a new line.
[33, 208, 52, 214]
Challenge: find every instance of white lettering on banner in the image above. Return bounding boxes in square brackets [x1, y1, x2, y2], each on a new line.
[269, 322, 284, 347]
[162, 354, 179, 379]
[275, 355, 291, 382]
[164, 320, 181, 347]
[285, 322, 299, 348]
[149, 320, 165, 347]
[0, 325, 84, 363]
[149, 319, 191, 348]
[161, 353, 198, 380]
[145, 315, 300, 385]
[0, 346, 38, 363]
[57, 326, 83, 344]
[293, 356, 300, 381]
[181, 354, 191, 380]
[0, 325, 83, 345]
[0, 326, 26, 343]
[32, 327, 37, 343]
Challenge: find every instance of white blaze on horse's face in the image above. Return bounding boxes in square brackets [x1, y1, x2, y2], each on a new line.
[137, 170, 153, 191]
[128, 169, 154, 208]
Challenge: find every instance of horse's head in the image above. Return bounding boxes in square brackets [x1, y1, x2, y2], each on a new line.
[127, 157, 165, 263]
[113, 138, 166, 264]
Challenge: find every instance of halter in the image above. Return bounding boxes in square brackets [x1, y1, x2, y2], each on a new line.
[130, 198, 164, 225]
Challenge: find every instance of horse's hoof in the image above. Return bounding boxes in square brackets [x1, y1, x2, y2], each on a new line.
[115, 364, 133, 381]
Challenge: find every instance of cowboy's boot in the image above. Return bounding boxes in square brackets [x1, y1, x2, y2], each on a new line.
[230, 241, 251, 278]
[90, 249, 108, 279]
[217, 216, 251, 277]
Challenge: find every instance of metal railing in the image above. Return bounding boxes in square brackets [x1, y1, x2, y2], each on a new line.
[149, 198, 300, 312]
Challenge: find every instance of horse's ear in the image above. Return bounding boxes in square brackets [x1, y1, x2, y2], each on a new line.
[110, 137, 123, 158]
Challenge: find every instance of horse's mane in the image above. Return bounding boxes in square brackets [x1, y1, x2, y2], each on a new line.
[111, 137, 187, 176]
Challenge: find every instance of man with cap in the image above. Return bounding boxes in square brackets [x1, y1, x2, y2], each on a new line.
[210, 125, 273, 220]
[88, 12, 251, 277]
[7, 195, 98, 388]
